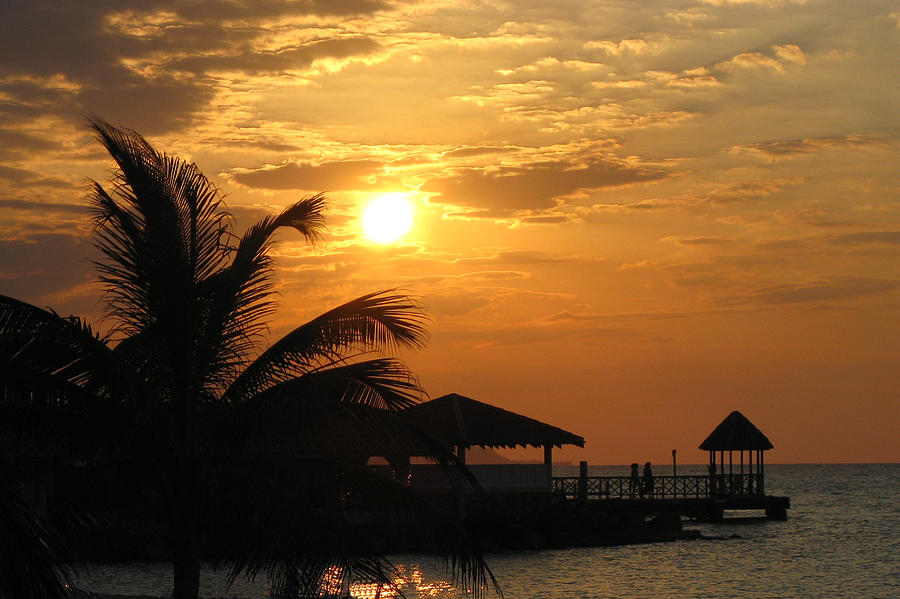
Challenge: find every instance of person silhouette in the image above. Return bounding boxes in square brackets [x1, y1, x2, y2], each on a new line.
[630, 463, 640, 498]
[642, 462, 654, 499]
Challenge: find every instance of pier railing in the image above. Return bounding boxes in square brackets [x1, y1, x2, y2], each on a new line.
[551, 473, 764, 501]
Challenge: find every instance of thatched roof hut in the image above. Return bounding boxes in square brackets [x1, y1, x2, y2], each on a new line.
[402, 393, 584, 465]
[699, 410, 773, 496]
[699, 410, 774, 451]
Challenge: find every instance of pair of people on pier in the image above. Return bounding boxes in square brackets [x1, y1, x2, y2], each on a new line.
[629, 462, 654, 498]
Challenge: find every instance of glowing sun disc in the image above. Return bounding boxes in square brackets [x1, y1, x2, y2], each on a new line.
[363, 194, 413, 243]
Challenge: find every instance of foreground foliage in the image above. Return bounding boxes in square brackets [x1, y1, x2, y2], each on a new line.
[0, 119, 495, 599]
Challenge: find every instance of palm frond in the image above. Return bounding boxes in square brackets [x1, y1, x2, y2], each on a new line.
[192, 195, 328, 393]
[223, 290, 429, 403]
[0, 295, 120, 405]
[256, 358, 424, 410]
[88, 117, 232, 394]
[0, 455, 106, 599]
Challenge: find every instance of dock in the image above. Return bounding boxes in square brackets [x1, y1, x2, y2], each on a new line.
[394, 397, 790, 521]
[362, 398, 794, 551]
[551, 471, 790, 520]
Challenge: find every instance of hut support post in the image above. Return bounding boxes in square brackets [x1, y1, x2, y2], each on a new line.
[543, 444, 553, 489]
[455, 444, 467, 521]
[388, 455, 412, 487]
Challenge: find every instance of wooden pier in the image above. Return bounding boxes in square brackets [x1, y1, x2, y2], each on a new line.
[549, 411, 791, 521]
[390, 398, 790, 528]
[551, 472, 790, 520]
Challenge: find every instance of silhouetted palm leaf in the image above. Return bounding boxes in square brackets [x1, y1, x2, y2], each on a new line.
[224, 291, 429, 403]
[0, 457, 75, 599]
[0, 118, 496, 599]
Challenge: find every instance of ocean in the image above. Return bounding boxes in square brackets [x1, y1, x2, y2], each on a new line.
[72, 464, 899, 598]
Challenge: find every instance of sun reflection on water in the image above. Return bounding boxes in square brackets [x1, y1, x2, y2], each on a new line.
[316, 564, 458, 599]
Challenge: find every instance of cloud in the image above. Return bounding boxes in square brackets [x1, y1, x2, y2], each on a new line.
[0, 128, 59, 160]
[618, 260, 650, 271]
[0, 4, 217, 133]
[750, 277, 900, 305]
[773, 44, 807, 65]
[716, 51, 786, 73]
[441, 146, 518, 159]
[729, 136, 889, 160]
[423, 292, 494, 318]
[773, 210, 850, 228]
[753, 231, 900, 253]
[671, 275, 729, 288]
[422, 158, 666, 215]
[168, 37, 381, 76]
[517, 214, 573, 225]
[592, 180, 787, 214]
[0, 199, 89, 215]
[584, 38, 663, 56]
[663, 236, 735, 246]
[0, 165, 75, 189]
[171, 0, 389, 20]
[0, 234, 96, 303]
[700, 181, 787, 206]
[714, 44, 807, 77]
[230, 159, 385, 190]
[0, 2, 388, 135]
[454, 249, 586, 267]
[827, 231, 900, 246]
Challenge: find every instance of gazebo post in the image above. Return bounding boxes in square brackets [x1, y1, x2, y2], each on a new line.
[759, 449, 765, 494]
[719, 450, 724, 491]
[749, 448, 753, 492]
[728, 450, 733, 495]
[456, 443, 466, 465]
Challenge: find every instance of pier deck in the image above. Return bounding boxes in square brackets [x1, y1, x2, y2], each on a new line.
[552, 473, 790, 520]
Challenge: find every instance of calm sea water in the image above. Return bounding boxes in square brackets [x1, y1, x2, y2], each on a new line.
[73, 464, 899, 598]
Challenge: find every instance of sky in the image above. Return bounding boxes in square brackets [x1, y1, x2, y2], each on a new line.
[1, 0, 898, 465]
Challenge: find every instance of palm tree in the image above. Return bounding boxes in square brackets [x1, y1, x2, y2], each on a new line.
[0, 118, 494, 599]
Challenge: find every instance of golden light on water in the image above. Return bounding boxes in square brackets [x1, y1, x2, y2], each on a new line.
[317, 564, 457, 598]
[362, 193, 414, 244]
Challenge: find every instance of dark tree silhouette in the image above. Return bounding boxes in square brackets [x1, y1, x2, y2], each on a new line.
[0, 118, 494, 599]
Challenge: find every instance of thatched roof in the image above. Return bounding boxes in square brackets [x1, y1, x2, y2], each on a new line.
[402, 393, 585, 450]
[699, 410, 774, 451]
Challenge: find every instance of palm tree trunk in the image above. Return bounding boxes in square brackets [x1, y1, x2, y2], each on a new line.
[171, 458, 201, 599]
[173, 550, 200, 599]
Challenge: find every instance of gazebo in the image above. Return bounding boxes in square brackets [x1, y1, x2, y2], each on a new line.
[699, 410, 773, 496]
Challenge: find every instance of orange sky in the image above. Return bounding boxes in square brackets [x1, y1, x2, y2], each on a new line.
[1, 1, 898, 464]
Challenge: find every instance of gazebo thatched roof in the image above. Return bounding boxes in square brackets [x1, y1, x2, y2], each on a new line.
[402, 393, 585, 450]
[699, 410, 774, 451]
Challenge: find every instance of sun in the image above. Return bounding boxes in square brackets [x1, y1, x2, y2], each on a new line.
[362, 193, 414, 244]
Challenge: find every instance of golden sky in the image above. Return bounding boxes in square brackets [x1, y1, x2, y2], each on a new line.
[1, 0, 898, 464]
